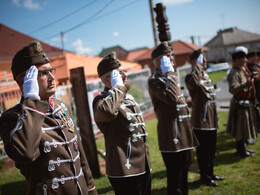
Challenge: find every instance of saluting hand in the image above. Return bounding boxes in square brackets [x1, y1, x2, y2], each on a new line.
[160, 56, 174, 75]
[23, 65, 40, 100]
[110, 69, 124, 87]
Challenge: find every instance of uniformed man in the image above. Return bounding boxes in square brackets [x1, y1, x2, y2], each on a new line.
[246, 51, 260, 103]
[246, 51, 260, 134]
[92, 51, 151, 195]
[0, 41, 97, 195]
[257, 51, 260, 65]
[148, 42, 198, 195]
[226, 46, 258, 157]
[185, 49, 224, 187]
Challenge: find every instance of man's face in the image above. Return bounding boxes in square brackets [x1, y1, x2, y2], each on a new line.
[37, 63, 56, 100]
[156, 52, 175, 67]
[247, 56, 257, 64]
[165, 52, 175, 65]
[102, 67, 129, 89]
[257, 55, 260, 63]
[234, 56, 247, 67]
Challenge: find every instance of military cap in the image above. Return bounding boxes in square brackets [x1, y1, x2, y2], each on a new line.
[246, 51, 256, 58]
[97, 51, 121, 77]
[190, 49, 205, 61]
[151, 41, 173, 59]
[232, 46, 248, 60]
[11, 40, 49, 80]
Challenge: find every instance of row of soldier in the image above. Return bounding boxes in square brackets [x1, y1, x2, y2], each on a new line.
[0, 40, 258, 195]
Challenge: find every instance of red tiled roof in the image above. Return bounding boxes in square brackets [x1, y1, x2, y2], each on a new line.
[50, 53, 142, 82]
[0, 53, 142, 93]
[124, 49, 150, 61]
[0, 24, 63, 59]
[132, 40, 208, 61]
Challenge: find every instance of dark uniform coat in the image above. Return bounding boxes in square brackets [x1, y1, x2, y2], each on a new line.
[185, 64, 218, 130]
[93, 85, 151, 178]
[0, 97, 97, 195]
[226, 67, 258, 141]
[247, 62, 260, 102]
[148, 69, 198, 152]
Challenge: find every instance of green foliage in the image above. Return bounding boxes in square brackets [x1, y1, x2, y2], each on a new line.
[1, 111, 260, 195]
[128, 84, 144, 103]
[208, 71, 227, 83]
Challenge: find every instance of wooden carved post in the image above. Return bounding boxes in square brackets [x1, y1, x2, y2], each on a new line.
[154, 3, 172, 49]
[70, 67, 101, 178]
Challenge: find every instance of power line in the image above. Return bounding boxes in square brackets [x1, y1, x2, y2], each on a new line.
[64, 0, 114, 34]
[44, 0, 140, 40]
[81, 0, 140, 28]
[29, 0, 98, 35]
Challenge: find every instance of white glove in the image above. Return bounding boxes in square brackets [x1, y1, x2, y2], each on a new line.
[23, 65, 40, 100]
[160, 56, 174, 75]
[110, 69, 124, 87]
[196, 54, 203, 64]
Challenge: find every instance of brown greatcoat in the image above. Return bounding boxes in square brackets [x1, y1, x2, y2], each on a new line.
[185, 64, 218, 130]
[247, 62, 260, 102]
[148, 69, 198, 152]
[93, 85, 151, 177]
[226, 67, 258, 141]
[0, 97, 97, 195]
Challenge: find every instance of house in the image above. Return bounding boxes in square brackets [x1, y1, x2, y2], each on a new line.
[0, 24, 142, 83]
[0, 24, 64, 71]
[0, 24, 142, 112]
[204, 27, 260, 63]
[125, 40, 207, 73]
[49, 52, 142, 85]
[98, 45, 128, 60]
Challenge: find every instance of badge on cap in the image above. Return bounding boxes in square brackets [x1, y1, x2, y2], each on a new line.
[36, 42, 43, 52]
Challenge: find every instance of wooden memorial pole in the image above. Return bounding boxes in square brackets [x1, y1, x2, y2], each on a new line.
[70, 67, 101, 178]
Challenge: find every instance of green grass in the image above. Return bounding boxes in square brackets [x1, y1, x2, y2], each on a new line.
[208, 71, 227, 83]
[1, 111, 260, 195]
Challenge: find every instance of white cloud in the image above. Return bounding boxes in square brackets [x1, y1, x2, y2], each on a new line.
[24, 0, 40, 10]
[12, 0, 21, 7]
[51, 37, 61, 42]
[51, 36, 67, 43]
[156, 0, 193, 6]
[72, 39, 92, 55]
[113, 32, 120, 37]
[12, 0, 40, 10]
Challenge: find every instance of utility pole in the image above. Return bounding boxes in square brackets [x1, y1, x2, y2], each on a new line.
[60, 31, 64, 53]
[197, 35, 201, 46]
[149, 0, 159, 46]
[190, 36, 195, 44]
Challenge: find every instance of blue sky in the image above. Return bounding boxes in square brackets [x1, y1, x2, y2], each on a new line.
[1, 0, 260, 56]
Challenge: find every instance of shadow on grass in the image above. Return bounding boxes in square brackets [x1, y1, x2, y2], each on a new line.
[214, 129, 251, 166]
[151, 187, 167, 194]
[97, 185, 114, 194]
[152, 169, 166, 180]
[188, 179, 201, 190]
[0, 181, 26, 195]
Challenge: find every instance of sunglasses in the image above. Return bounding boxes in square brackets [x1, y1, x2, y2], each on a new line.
[38, 68, 56, 77]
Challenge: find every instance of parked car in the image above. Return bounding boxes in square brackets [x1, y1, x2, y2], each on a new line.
[206, 62, 230, 73]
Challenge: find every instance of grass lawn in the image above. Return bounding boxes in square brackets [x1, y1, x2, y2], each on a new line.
[1, 111, 259, 194]
[208, 70, 227, 83]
